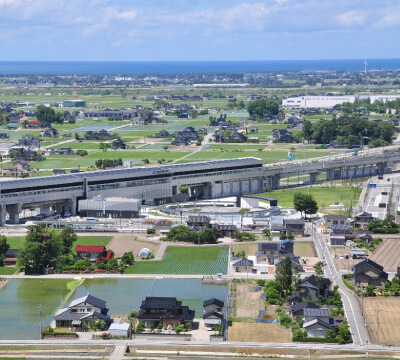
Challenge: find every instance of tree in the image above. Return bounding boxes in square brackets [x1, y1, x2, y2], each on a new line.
[336, 318, 351, 344]
[35, 105, 62, 126]
[57, 227, 77, 255]
[313, 261, 325, 291]
[275, 256, 293, 298]
[18, 224, 62, 274]
[0, 235, 10, 265]
[293, 192, 318, 218]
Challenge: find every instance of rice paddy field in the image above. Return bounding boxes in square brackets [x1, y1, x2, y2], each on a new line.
[125, 246, 229, 275]
[0, 278, 228, 340]
[0, 279, 80, 340]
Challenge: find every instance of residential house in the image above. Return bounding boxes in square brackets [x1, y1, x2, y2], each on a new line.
[137, 297, 195, 329]
[41, 128, 59, 138]
[272, 129, 294, 143]
[303, 308, 332, 338]
[186, 215, 210, 230]
[287, 294, 304, 306]
[323, 214, 348, 231]
[75, 245, 113, 263]
[330, 224, 358, 241]
[54, 147, 73, 155]
[283, 218, 305, 237]
[299, 275, 331, 300]
[2, 249, 20, 266]
[353, 259, 388, 287]
[350, 211, 375, 230]
[53, 169, 66, 175]
[203, 298, 224, 330]
[290, 302, 320, 319]
[18, 134, 40, 149]
[255, 240, 295, 266]
[0, 133, 9, 139]
[2, 160, 30, 177]
[232, 258, 254, 273]
[53, 294, 111, 329]
[112, 138, 127, 150]
[156, 130, 170, 137]
[84, 129, 111, 140]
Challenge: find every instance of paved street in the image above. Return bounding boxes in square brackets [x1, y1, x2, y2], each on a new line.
[312, 223, 369, 346]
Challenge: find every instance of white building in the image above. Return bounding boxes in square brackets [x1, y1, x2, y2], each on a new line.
[282, 96, 356, 109]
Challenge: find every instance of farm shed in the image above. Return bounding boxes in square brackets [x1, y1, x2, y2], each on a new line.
[108, 323, 130, 337]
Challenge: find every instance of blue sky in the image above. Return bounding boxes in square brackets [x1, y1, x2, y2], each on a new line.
[0, 0, 399, 61]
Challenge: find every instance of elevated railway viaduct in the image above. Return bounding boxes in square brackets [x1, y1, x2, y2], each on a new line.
[0, 149, 398, 225]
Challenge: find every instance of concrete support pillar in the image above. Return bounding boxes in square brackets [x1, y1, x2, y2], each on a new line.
[378, 162, 386, 175]
[40, 204, 51, 214]
[272, 174, 281, 189]
[239, 180, 243, 195]
[310, 172, 319, 184]
[69, 198, 77, 216]
[0, 205, 7, 226]
[230, 181, 234, 197]
[210, 182, 216, 199]
[6, 203, 22, 224]
[326, 169, 335, 181]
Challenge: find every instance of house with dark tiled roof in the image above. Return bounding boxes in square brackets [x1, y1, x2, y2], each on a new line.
[2, 249, 19, 266]
[290, 301, 320, 318]
[137, 297, 195, 330]
[353, 259, 388, 287]
[186, 215, 210, 230]
[203, 298, 224, 330]
[53, 294, 111, 329]
[232, 258, 254, 273]
[302, 308, 333, 337]
[298, 274, 331, 300]
[350, 211, 376, 230]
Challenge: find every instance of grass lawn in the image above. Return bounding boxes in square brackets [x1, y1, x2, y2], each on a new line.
[258, 186, 362, 208]
[293, 242, 317, 258]
[125, 246, 229, 275]
[72, 236, 112, 248]
[6, 237, 25, 249]
[232, 243, 259, 257]
[0, 267, 17, 275]
[6, 236, 111, 250]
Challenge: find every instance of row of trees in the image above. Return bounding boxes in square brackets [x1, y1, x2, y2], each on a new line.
[302, 115, 394, 147]
[95, 158, 123, 169]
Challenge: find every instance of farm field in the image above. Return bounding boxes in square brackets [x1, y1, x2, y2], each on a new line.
[370, 238, 400, 272]
[234, 282, 266, 318]
[363, 297, 400, 345]
[0, 279, 81, 340]
[228, 322, 290, 343]
[107, 236, 158, 257]
[125, 246, 229, 275]
[232, 243, 259, 257]
[258, 186, 362, 208]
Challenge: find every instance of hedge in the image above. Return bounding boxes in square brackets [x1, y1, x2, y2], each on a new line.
[342, 274, 355, 292]
[371, 228, 398, 234]
[42, 332, 78, 338]
[293, 337, 338, 343]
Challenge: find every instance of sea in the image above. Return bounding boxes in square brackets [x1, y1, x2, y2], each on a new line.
[0, 59, 400, 75]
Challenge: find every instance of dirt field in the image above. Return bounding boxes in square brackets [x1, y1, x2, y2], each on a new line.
[334, 258, 362, 271]
[228, 322, 290, 342]
[363, 297, 400, 345]
[231, 243, 258, 257]
[235, 282, 266, 318]
[371, 238, 400, 272]
[107, 236, 158, 257]
[293, 241, 317, 258]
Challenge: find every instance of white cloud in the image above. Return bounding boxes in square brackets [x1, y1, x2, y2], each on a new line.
[337, 10, 366, 27]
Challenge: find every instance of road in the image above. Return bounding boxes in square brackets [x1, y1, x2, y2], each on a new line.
[0, 338, 397, 353]
[311, 223, 369, 346]
[172, 132, 213, 163]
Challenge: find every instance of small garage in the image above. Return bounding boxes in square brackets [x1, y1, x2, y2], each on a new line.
[108, 323, 131, 337]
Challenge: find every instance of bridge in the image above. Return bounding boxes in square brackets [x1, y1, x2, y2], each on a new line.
[0, 148, 398, 225]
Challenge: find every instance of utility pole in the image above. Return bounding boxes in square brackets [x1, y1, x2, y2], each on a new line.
[376, 308, 380, 345]
[39, 304, 42, 339]
[361, 284, 364, 317]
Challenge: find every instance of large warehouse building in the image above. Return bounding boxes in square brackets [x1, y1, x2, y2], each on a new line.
[282, 94, 400, 108]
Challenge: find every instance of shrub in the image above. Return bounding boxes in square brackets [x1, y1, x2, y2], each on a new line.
[147, 228, 156, 235]
[175, 325, 185, 334]
[136, 321, 145, 333]
[292, 329, 308, 341]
